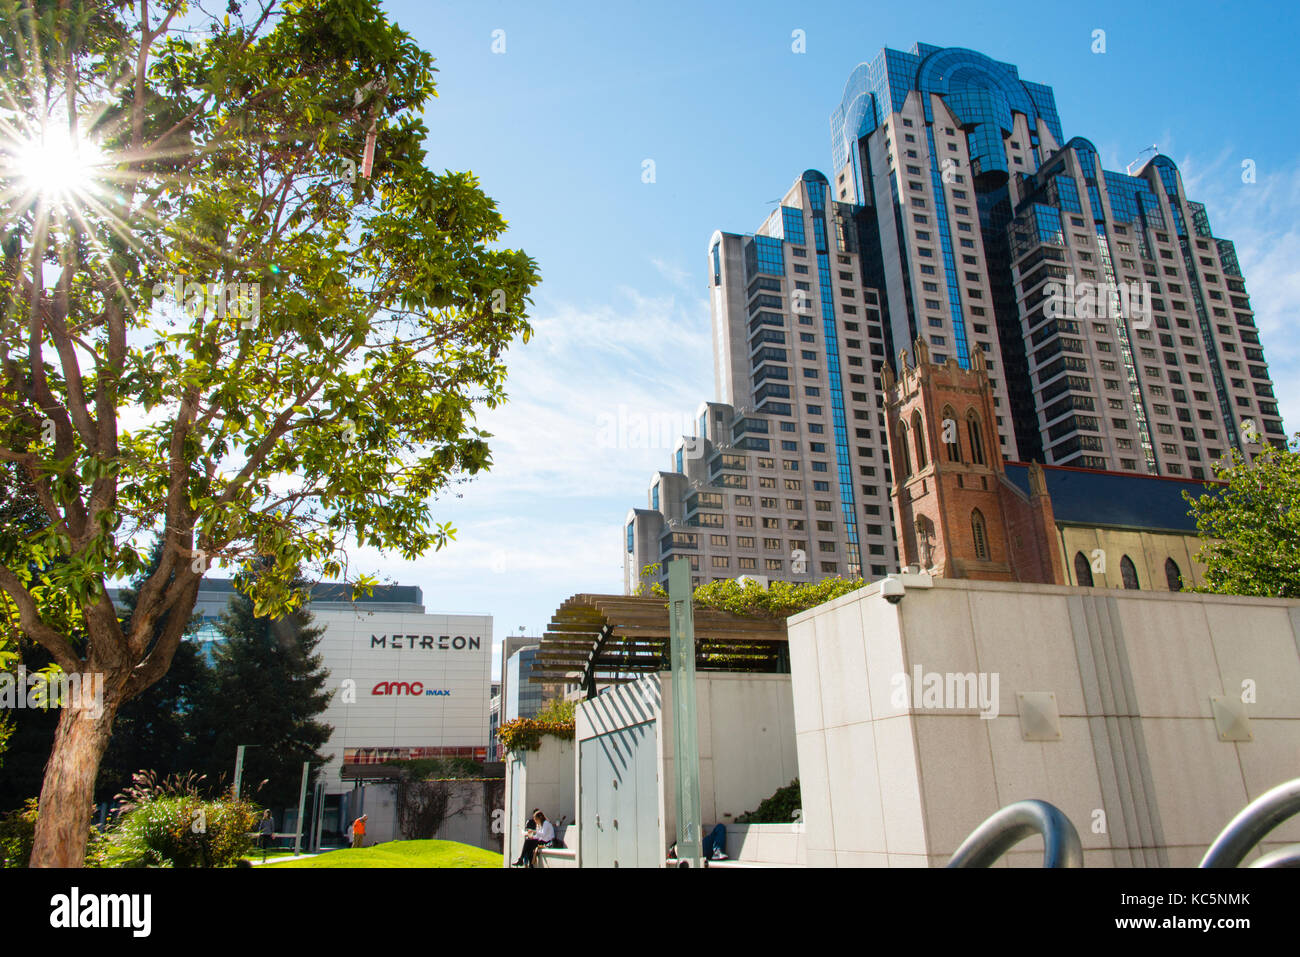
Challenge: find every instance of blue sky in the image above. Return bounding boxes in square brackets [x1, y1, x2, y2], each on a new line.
[365, 0, 1300, 675]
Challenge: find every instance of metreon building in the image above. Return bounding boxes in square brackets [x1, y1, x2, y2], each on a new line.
[188, 580, 492, 774]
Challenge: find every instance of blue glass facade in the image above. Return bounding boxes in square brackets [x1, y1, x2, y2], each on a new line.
[830, 43, 1063, 202]
[1072, 141, 1158, 472]
[804, 171, 861, 577]
[747, 236, 785, 277]
[781, 206, 806, 245]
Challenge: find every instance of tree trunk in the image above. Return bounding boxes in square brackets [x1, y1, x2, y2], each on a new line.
[30, 690, 119, 868]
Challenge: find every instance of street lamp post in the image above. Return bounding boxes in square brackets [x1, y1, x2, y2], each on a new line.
[667, 557, 703, 868]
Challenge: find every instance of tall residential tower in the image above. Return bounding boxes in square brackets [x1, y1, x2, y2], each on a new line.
[830, 43, 1282, 474]
[625, 42, 1283, 593]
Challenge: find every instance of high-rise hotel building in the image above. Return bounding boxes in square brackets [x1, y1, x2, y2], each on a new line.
[624, 171, 901, 592]
[829, 43, 1283, 472]
[624, 42, 1283, 593]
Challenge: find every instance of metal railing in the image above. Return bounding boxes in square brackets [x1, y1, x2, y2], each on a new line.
[947, 800, 1083, 868]
[1201, 777, 1300, 868]
[946, 776, 1300, 869]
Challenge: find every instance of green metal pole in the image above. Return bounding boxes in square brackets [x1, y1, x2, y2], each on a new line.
[294, 761, 310, 856]
[667, 557, 702, 867]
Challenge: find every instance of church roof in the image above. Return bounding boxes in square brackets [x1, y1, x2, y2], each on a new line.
[1002, 462, 1222, 534]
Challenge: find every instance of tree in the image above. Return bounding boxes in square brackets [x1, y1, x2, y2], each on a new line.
[0, 1, 538, 865]
[0, 458, 76, 779]
[0, 459, 44, 765]
[188, 578, 332, 813]
[1184, 435, 1300, 598]
[96, 542, 213, 802]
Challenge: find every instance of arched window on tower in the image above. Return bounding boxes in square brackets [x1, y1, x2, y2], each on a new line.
[967, 410, 986, 466]
[1074, 551, 1094, 586]
[911, 411, 927, 470]
[1164, 557, 1183, 592]
[1120, 555, 1140, 590]
[942, 405, 961, 462]
[897, 423, 912, 480]
[971, 509, 989, 560]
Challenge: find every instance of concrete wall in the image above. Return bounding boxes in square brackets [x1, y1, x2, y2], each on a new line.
[503, 737, 575, 866]
[725, 823, 806, 866]
[788, 573, 1300, 866]
[574, 672, 798, 866]
[347, 779, 503, 852]
[659, 673, 800, 842]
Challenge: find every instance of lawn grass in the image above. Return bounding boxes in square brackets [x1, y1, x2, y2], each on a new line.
[260, 839, 502, 868]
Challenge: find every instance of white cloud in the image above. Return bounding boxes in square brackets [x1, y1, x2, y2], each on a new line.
[331, 286, 718, 642]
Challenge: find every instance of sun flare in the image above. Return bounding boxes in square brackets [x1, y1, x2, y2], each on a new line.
[10, 121, 109, 205]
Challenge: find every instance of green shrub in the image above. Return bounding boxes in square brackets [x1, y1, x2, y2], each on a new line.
[0, 798, 37, 868]
[0, 797, 110, 867]
[735, 779, 801, 824]
[104, 772, 260, 868]
[496, 717, 574, 754]
[639, 563, 870, 618]
[534, 697, 575, 724]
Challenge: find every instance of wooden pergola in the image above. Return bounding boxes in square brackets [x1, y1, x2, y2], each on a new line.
[530, 594, 790, 699]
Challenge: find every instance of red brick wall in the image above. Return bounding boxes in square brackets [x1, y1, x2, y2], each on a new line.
[885, 349, 1062, 584]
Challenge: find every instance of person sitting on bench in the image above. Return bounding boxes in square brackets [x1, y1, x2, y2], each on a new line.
[513, 810, 554, 867]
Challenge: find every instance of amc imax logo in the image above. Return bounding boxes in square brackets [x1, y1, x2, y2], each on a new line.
[370, 634, 481, 651]
[371, 681, 452, 697]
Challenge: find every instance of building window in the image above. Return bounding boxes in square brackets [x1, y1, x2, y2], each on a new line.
[971, 509, 988, 561]
[966, 411, 986, 466]
[1074, 551, 1094, 587]
[911, 411, 927, 470]
[1120, 555, 1140, 590]
[897, 424, 912, 480]
[942, 405, 960, 462]
[1164, 557, 1183, 592]
[626, 522, 634, 553]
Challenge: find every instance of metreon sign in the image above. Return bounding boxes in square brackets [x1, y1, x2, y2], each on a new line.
[369, 634, 482, 651]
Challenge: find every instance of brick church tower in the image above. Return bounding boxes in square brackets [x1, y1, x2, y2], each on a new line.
[882, 341, 1065, 584]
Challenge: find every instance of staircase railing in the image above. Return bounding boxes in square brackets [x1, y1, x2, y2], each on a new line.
[947, 799, 1083, 868]
[1201, 777, 1300, 868]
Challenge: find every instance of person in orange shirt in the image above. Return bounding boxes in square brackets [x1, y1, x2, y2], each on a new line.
[351, 814, 368, 849]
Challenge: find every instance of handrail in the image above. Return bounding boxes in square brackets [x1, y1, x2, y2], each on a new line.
[1248, 845, 1300, 868]
[1201, 777, 1300, 868]
[947, 800, 1083, 868]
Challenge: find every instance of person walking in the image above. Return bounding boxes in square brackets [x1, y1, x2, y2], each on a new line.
[258, 810, 275, 857]
[351, 813, 368, 849]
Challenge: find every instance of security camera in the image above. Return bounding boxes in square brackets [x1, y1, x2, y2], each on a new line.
[881, 576, 905, 605]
